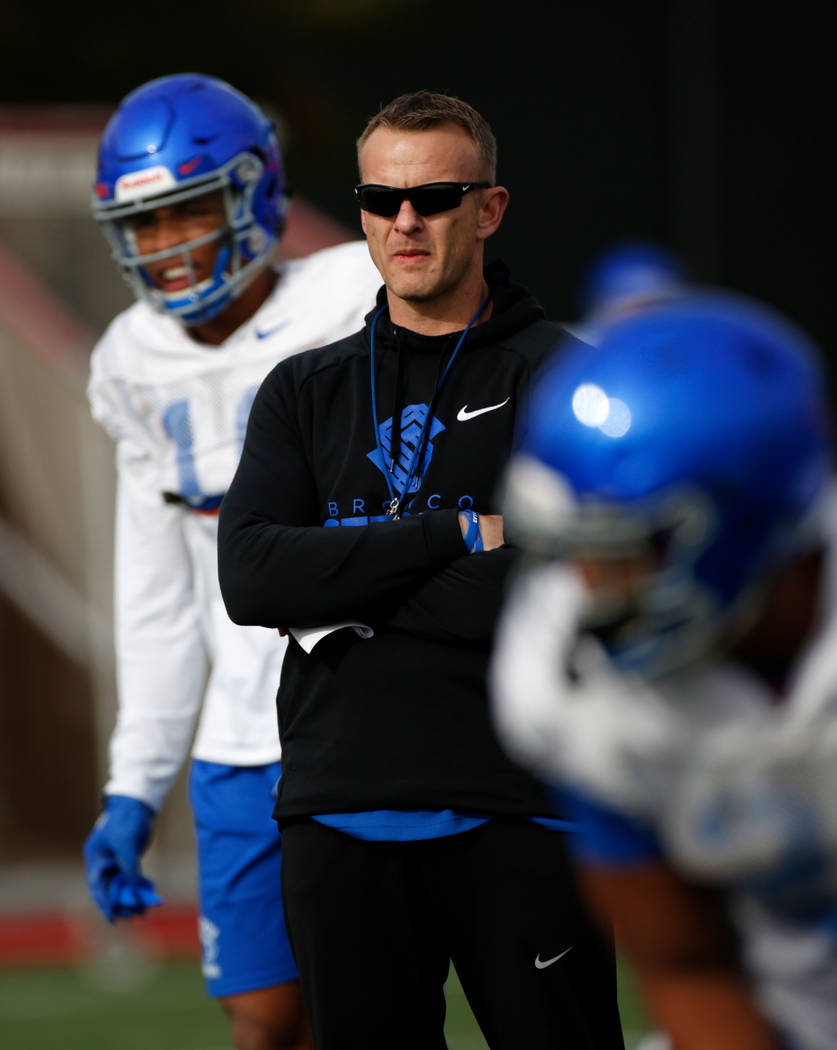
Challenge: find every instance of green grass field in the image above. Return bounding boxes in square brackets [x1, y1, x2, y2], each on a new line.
[0, 954, 650, 1049]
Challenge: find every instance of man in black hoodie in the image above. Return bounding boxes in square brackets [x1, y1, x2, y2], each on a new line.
[218, 90, 624, 1050]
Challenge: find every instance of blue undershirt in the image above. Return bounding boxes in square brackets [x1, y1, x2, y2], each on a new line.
[312, 809, 576, 841]
[550, 785, 663, 864]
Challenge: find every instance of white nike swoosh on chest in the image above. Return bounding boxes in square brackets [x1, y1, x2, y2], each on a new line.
[456, 396, 511, 421]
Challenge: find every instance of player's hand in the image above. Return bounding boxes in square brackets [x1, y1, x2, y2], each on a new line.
[83, 795, 163, 922]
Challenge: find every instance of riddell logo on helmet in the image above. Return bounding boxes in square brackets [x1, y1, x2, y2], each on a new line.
[114, 165, 177, 202]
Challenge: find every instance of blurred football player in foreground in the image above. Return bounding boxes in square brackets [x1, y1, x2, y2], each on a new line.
[82, 73, 380, 1050]
[492, 293, 837, 1050]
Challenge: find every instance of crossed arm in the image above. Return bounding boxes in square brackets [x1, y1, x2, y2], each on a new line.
[384, 517, 511, 643]
[217, 368, 510, 641]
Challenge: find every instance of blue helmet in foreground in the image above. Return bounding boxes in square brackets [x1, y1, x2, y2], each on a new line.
[92, 73, 288, 324]
[503, 293, 832, 676]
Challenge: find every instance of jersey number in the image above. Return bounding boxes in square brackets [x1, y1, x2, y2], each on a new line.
[161, 388, 257, 506]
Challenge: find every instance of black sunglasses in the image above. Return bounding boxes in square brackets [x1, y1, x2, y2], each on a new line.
[354, 181, 491, 218]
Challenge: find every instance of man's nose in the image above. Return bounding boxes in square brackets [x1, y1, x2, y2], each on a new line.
[393, 198, 422, 233]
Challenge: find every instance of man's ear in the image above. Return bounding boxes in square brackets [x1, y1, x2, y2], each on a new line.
[476, 185, 510, 242]
[360, 209, 369, 236]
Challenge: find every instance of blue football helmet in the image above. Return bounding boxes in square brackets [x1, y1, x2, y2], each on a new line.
[579, 239, 687, 327]
[92, 73, 288, 324]
[503, 293, 832, 675]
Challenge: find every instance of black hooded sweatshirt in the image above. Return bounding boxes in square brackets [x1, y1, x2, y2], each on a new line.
[218, 262, 577, 821]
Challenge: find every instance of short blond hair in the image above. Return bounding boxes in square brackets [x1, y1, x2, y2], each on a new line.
[356, 90, 497, 183]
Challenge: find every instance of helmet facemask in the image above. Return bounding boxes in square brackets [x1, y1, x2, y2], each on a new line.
[558, 493, 727, 676]
[94, 150, 281, 325]
[502, 449, 829, 678]
[504, 456, 721, 675]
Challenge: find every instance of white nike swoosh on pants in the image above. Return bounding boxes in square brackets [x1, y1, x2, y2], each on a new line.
[534, 946, 573, 969]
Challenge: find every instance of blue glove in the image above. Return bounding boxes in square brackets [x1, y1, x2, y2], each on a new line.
[83, 795, 163, 922]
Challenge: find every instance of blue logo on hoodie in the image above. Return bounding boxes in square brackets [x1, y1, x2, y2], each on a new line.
[367, 403, 445, 492]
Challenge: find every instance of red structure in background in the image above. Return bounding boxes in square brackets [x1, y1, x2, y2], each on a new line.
[0, 906, 201, 968]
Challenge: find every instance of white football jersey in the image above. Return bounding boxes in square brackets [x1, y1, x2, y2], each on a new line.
[492, 530, 837, 1050]
[89, 240, 381, 811]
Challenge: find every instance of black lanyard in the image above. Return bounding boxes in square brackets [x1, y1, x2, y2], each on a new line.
[369, 294, 491, 519]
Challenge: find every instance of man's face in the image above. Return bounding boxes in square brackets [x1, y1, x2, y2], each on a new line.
[358, 124, 502, 310]
[127, 189, 227, 294]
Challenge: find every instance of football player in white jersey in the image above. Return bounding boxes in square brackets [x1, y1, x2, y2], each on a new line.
[492, 293, 837, 1050]
[82, 73, 381, 1050]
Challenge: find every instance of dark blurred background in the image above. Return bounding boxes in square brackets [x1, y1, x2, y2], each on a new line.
[2, 0, 834, 345]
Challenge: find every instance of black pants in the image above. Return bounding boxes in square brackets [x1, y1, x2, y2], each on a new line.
[281, 816, 624, 1049]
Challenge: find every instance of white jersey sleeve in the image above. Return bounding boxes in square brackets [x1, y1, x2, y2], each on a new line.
[105, 446, 209, 810]
[490, 563, 682, 813]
